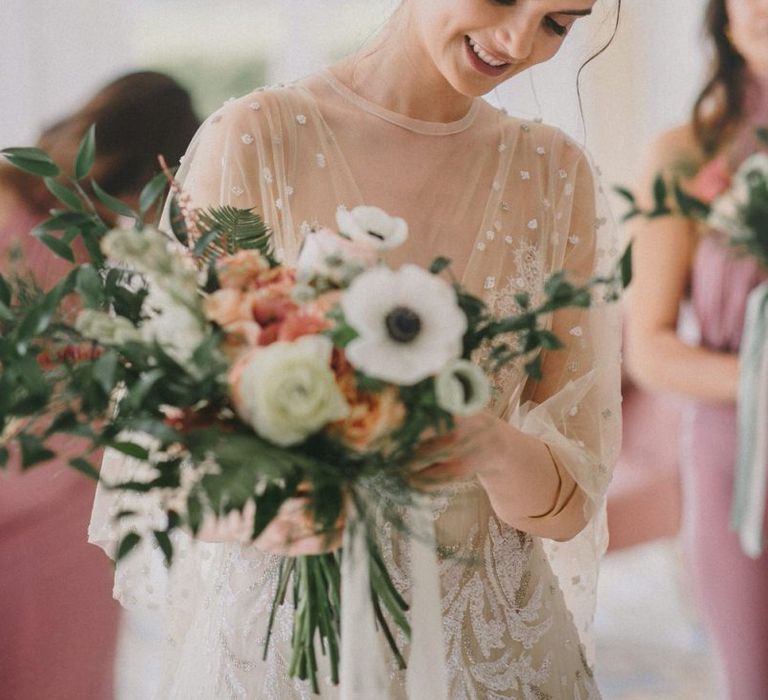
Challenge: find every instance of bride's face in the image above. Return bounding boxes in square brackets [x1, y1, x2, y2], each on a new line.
[726, 0, 768, 76]
[407, 0, 597, 96]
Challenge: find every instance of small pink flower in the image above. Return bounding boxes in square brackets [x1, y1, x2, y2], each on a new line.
[691, 156, 731, 204]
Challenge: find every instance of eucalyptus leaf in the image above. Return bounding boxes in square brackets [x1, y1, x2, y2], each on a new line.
[107, 441, 150, 461]
[116, 532, 141, 562]
[44, 177, 85, 211]
[74, 124, 96, 181]
[1, 147, 60, 177]
[19, 434, 56, 469]
[614, 185, 637, 204]
[93, 350, 119, 393]
[76, 265, 105, 308]
[428, 256, 452, 275]
[154, 530, 174, 565]
[139, 172, 170, 216]
[91, 180, 137, 219]
[620, 243, 633, 289]
[33, 232, 75, 263]
[69, 457, 100, 480]
[0, 273, 10, 306]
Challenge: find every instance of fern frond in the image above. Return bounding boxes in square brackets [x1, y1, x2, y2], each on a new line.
[196, 206, 276, 265]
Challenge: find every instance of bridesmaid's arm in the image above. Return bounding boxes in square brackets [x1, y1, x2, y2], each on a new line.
[625, 125, 740, 403]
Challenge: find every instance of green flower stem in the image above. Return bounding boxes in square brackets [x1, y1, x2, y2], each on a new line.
[263, 543, 410, 694]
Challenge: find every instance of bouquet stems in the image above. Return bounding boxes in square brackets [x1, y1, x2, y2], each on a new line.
[264, 542, 409, 693]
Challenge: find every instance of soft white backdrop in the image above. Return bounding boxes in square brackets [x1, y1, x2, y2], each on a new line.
[1, 0, 708, 192]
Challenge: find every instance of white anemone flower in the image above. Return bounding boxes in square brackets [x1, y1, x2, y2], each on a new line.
[435, 360, 490, 416]
[341, 264, 467, 385]
[335, 205, 408, 251]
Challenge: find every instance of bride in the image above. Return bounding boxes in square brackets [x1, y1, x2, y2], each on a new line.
[90, 1, 622, 697]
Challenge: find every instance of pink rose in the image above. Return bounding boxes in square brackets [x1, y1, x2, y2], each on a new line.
[691, 156, 731, 204]
[297, 228, 378, 283]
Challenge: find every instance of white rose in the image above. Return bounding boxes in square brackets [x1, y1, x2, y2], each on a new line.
[335, 206, 408, 251]
[231, 335, 349, 446]
[434, 360, 490, 416]
[75, 309, 142, 345]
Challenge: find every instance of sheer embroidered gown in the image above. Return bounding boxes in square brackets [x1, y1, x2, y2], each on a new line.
[90, 70, 621, 699]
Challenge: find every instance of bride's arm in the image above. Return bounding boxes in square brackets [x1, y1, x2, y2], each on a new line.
[625, 124, 739, 401]
[422, 138, 622, 542]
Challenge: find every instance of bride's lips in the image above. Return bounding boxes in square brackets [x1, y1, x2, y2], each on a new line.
[464, 36, 510, 77]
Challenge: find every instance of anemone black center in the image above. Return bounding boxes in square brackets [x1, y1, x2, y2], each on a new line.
[385, 306, 421, 343]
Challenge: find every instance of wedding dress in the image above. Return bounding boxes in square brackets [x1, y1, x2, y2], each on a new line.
[89, 69, 621, 699]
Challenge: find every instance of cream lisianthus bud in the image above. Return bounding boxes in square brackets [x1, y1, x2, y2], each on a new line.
[75, 309, 142, 345]
[434, 360, 490, 416]
[230, 335, 349, 446]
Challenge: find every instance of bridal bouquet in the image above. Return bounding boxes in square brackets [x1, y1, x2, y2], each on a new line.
[1, 131, 624, 691]
[617, 127, 768, 267]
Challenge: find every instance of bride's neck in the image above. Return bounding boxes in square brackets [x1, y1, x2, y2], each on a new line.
[329, 12, 474, 123]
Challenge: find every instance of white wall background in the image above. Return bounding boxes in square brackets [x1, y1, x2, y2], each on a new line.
[1, 0, 709, 192]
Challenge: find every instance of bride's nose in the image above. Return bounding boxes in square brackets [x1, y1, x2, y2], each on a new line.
[495, 20, 536, 62]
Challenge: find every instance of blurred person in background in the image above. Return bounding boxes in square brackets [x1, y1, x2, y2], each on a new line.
[0, 70, 200, 700]
[626, 1, 768, 697]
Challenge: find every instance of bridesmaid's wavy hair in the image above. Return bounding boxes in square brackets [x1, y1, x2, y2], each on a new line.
[692, 0, 747, 155]
[0, 71, 200, 217]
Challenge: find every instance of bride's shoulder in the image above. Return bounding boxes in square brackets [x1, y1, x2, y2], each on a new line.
[198, 83, 311, 136]
[490, 108, 592, 175]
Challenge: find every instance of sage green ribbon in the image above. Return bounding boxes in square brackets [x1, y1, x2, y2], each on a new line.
[733, 281, 768, 558]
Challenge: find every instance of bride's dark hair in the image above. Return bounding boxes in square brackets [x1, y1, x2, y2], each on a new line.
[692, 0, 747, 155]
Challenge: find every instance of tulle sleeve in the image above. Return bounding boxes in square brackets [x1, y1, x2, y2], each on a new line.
[87, 90, 302, 609]
[503, 129, 622, 660]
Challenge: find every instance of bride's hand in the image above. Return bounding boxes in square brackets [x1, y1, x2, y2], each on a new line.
[410, 412, 504, 487]
[252, 497, 345, 556]
[195, 496, 344, 556]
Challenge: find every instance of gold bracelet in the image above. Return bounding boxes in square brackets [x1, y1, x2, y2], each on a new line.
[529, 444, 565, 520]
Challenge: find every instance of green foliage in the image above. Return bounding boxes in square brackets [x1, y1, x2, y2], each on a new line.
[1, 147, 60, 177]
[44, 177, 86, 211]
[196, 206, 275, 263]
[139, 172, 170, 217]
[74, 125, 96, 181]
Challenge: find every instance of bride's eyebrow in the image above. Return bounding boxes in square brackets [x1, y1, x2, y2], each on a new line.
[555, 9, 593, 16]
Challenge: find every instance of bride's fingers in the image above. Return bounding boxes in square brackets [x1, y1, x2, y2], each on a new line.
[411, 458, 469, 488]
[283, 528, 344, 557]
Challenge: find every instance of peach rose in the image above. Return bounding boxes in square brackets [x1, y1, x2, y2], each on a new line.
[216, 250, 270, 289]
[691, 156, 731, 204]
[331, 370, 406, 452]
[204, 288, 261, 346]
[277, 312, 331, 342]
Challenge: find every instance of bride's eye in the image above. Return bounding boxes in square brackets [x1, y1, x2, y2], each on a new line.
[545, 16, 568, 36]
